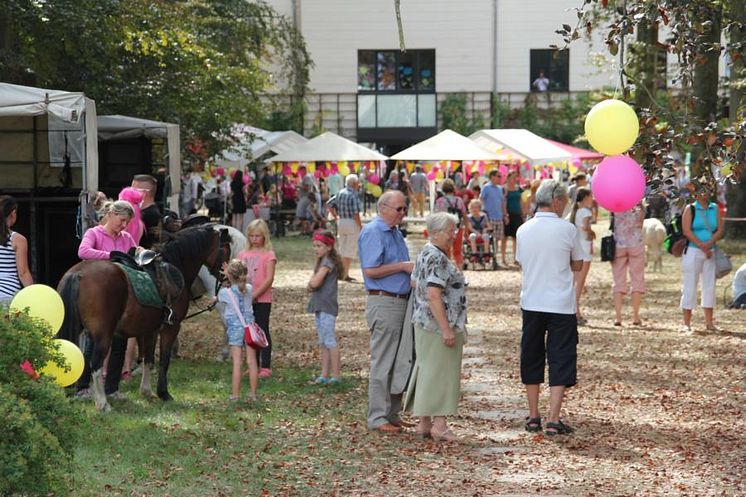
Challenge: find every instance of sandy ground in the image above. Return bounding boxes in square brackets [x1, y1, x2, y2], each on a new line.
[179, 220, 745, 496]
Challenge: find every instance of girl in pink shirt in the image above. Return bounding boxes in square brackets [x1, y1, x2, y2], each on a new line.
[78, 200, 137, 260]
[238, 219, 277, 378]
[77, 199, 138, 385]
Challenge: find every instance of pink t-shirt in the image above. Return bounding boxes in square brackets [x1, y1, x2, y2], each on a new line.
[78, 225, 136, 260]
[237, 249, 277, 303]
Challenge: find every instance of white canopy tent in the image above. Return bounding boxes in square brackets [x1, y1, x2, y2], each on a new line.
[98, 115, 181, 210]
[268, 131, 388, 162]
[469, 129, 573, 166]
[0, 82, 99, 284]
[391, 129, 504, 161]
[215, 125, 309, 169]
[0, 82, 99, 196]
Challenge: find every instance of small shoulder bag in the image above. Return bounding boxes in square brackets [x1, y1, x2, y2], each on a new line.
[700, 205, 732, 279]
[225, 288, 268, 349]
[600, 214, 616, 262]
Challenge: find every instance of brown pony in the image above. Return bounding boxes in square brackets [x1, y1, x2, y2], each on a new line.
[57, 224, 231, 411]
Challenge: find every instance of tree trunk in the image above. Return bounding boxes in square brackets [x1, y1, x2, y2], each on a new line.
[691, 5, 723, 178]
[726, 0, 746, 239]
[634, 19, 659, 111]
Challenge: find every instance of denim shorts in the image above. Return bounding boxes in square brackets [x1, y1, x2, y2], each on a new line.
[315, 312, 338, 348]
[226, 324, 245, 347]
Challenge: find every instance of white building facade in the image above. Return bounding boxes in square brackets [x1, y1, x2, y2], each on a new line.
[265, 0, 635, 151]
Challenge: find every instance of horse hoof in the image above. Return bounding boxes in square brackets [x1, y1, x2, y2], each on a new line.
[158, 392, 174, 402]
[96, 401, 112, 412]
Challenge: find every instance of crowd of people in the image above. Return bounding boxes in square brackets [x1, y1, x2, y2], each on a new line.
[0, 161, 742, 443]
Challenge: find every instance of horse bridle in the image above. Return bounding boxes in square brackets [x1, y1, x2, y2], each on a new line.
[183, 229, 231, 321]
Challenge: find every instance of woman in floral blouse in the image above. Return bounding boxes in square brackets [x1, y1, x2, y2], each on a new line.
[404, 212, 467, 442]
[611, 203, 646, 326]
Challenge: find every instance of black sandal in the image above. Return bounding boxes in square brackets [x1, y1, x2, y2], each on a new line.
[524, 417, 542, 433]
[545, 420, 574, 436]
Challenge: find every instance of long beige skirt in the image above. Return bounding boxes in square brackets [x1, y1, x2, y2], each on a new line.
[403, 324, 464, 417]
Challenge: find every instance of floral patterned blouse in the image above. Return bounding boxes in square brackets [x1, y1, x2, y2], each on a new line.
[411, 243, 467, 335]
[613, 206, 644, 249]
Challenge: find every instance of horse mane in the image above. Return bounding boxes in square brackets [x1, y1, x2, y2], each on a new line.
[158, 224, 218, 271]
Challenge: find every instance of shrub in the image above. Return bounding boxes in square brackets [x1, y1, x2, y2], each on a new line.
[0, 305, 79, 496]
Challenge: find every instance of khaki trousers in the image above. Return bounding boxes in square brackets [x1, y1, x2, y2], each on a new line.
[366, 295, 408, 429]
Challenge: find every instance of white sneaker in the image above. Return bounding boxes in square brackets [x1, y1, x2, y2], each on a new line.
[680, 325, 693, 334]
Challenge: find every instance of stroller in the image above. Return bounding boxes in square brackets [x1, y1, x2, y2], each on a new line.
[204, 190, 227, 223]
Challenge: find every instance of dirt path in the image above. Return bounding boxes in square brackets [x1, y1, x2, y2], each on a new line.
[179, 222, 745, 496]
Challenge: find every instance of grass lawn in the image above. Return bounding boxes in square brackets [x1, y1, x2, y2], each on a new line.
[70, 225, 746, 496]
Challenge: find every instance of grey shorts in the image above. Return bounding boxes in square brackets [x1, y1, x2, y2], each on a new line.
[315, 311, 338, 348]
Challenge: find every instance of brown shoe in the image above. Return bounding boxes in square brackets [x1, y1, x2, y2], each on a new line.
[390, 419, 416, 428]
[371, 423, 402, 434]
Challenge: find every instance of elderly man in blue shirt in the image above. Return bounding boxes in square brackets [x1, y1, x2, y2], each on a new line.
[359, 190, 414, 433]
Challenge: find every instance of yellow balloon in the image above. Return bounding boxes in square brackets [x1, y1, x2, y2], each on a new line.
[41, 339, 84, 387]
[10, 284, 65, 335]
[366, 183, 382, 198]
[338, 165, 350, 177]
[521, 190, 531, 202]
[584, 99, 639, 155]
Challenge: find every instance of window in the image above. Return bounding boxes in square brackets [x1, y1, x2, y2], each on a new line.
[530, 49, 569, 92]
[357, 50, 437, 129]
[358, 50, 436, 92]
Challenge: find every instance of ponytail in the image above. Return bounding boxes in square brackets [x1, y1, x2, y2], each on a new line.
[571, 187, 592, 224]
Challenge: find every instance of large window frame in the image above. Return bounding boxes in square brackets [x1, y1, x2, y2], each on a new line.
[358, 49, 436, 93]
[357, 49, 437, 130]
[529, 49, 570, 92]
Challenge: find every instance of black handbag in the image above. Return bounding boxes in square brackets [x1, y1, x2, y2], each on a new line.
[600, 214, 615, 262]
[600, 235, 616, 261]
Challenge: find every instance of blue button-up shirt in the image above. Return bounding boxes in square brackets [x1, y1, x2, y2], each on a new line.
[358, 217, 411, 294]
[480, 183, 505, 221]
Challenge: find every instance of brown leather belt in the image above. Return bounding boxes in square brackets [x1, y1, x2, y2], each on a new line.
[367, 290, 410, 300]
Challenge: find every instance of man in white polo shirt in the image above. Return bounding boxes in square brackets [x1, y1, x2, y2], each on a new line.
[515, 179, 589, 437]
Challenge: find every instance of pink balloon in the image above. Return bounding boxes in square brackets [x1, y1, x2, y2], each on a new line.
[591, 155, 646, 213]
[242, 174, 250, 185]
[427, 171, 436, 181]
[216, 167, 225, 176]
[368, 174, 380, 185]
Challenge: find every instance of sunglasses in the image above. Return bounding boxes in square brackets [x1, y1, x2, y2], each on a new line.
[385, 204, 407, 213]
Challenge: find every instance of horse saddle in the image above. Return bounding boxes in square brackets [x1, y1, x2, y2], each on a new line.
[110, 251, 185, 310]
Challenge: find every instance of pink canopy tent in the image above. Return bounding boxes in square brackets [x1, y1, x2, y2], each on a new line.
[546, 139, 604, 162]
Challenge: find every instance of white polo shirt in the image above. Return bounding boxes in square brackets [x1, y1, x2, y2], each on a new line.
[516, 211, 588, 314]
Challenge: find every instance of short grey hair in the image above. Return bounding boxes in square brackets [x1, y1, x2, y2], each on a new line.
[377, 190, 405, 211]
[535, 180, 567, 208]
[345, 173, 359, 187]
[426, 212, 458, 236]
